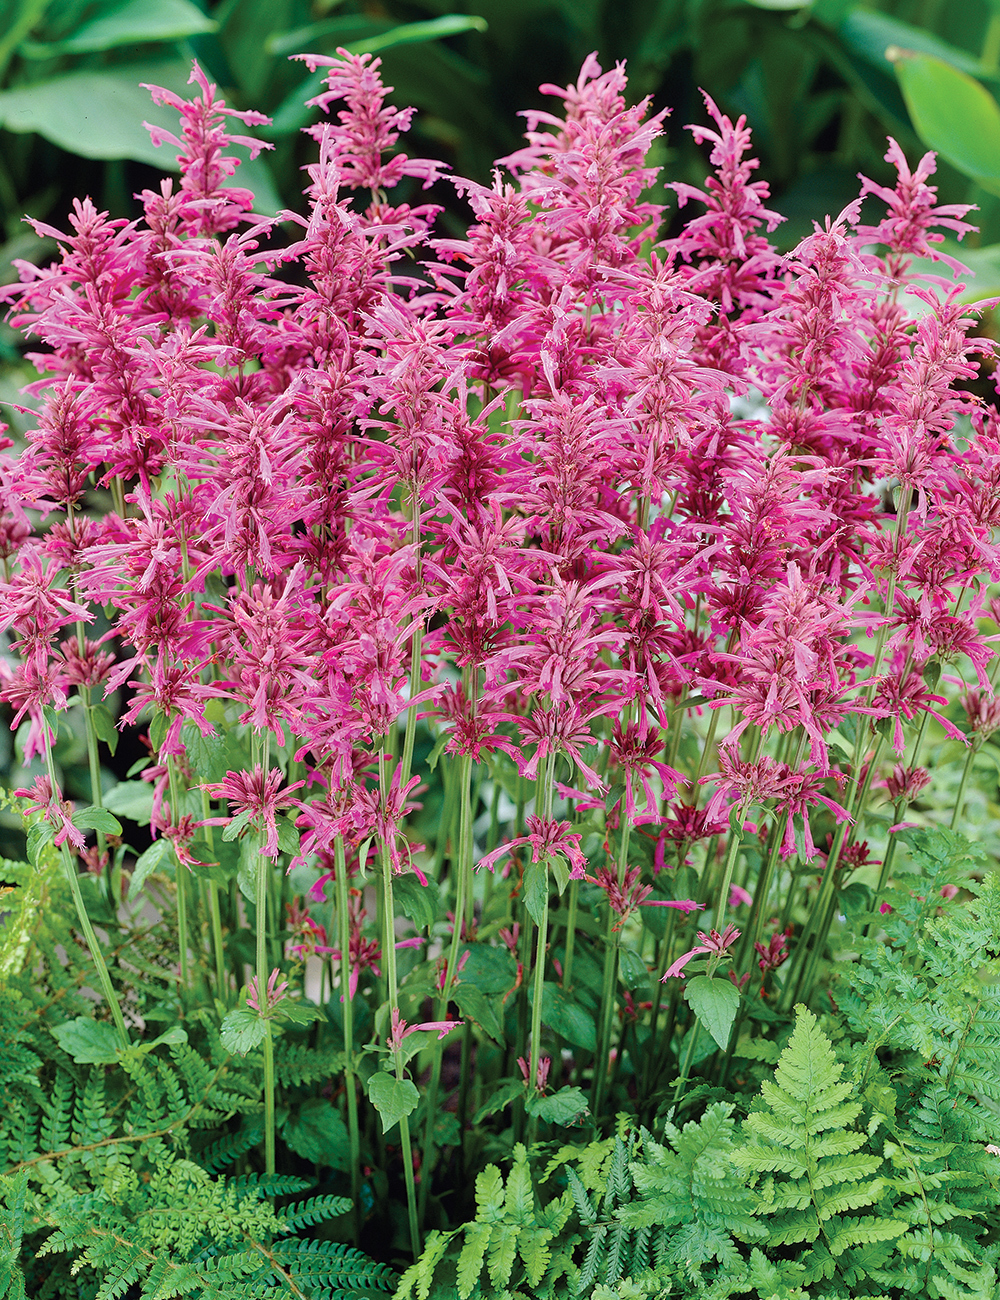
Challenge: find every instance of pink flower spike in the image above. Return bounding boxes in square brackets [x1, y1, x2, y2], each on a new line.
[517, 1054, 551, 1092]
[729, 885, 753, 908]
[247, 968, 288, 1013]
[200, 765, 305, 858]
[879, 903, 893, 915]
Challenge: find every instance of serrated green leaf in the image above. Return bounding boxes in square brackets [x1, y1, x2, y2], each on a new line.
[282, 1098, 351, 1170]
[395, 872, 439, 932]
[26, 820, 54, 867]
[220, 1008, 267, 1055]
[453, 982, 504, 1042]
[222, 808, 254, 843]
[540, 983, 597, 1050]
[367, 1072, 419, 1133]
[524, 1086, 589, 1126]
[456, 1220, 491, 1298]
[72, 807, 122, 835]
[685, 975, 741, 1051]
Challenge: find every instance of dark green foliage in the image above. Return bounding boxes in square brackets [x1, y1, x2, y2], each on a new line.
[401, 829, 1000, 1298]
[0, 964, 391, 1300]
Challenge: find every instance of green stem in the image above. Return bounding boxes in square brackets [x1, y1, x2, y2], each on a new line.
[166, 753, 191, 994]
[201, 790, 228, 998]
[42, 732, 129, 1047]
[418, 752, 472, 1224]
[950, 745, 977, 830]
[256, 831, 276, 1176]
[591, 803, 632, 1120]
[378, 762, 421, 1260]
[670, 1016, 701, 1117]
[335, 834, 361, 1246]
[562, 878, 579, 991]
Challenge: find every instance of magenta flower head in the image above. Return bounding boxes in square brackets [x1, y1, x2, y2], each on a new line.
[200, 765, 305, 858]
[477, 815, 587, 879]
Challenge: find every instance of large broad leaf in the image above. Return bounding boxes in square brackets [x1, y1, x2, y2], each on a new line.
[453, 983, 505, 1042]
[892, 51, 1000, 197]
[540, 983, 596, 1051]
[21, 0, 216, 57]
[53, 1017, 120, 1065]
[0, 63, 192, 166]
[367, 1071, 419, 1134]
[103, 780, 156, 826]
[394, 872, 439, 933]
[220, 1008, 268, 1055]
[524, 1085, 588, 1125]
[459, 943, 518, 996]
[839, 9, 994, 81]
[684, 976, 741, 1052]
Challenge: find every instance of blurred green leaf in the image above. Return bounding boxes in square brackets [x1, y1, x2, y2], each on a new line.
[346, 15, 488, 57]
[19, 0, 216, 57]
[0, 62, 191, 166]
[839, 9, 994, 82]
[266, 16, 397, 57]
[891, 50, 1000, 197]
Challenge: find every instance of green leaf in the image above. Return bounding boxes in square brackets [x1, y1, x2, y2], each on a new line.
[129, 837, 174, 897]
[839, 9, 994, 81]
[72, 807, 123, 835]
[472, 1079, 524, 1125]
[282, 1098, 351, 1170]
[220, 1008, 267, 1056]
[25, 819, 54, 867]
[148, 710, 169, 754]
[618, 946, 649, 990]
[52, 1017, 120, 1065]
[685, 975, 741, 1051]
[453, 983, 505, 1042]
[266, 16, 391, 58]
[181, 724, 234, 783]
[742, 0, 808, 7]
[237, 835, 258, 904]
[891, 51, 1000, 196]
[90, 702, 119, 755]
[223, 808, 254, 843]
[0, 63, 193, 168]
[275, 816, 300, 857]
[276, 1000, 325, 1027]
[524, 1086, 589, 1126]
[394, 872, 439, 932]
[540, 983, 597, 1051]
[103, 781, 155, 826]
[522, 858, 547, 926]
[459, 944, 518, 995]
[21, 0, 216, 56]
[346, 15, 487, 57]
[367, 1071, 419, 1133]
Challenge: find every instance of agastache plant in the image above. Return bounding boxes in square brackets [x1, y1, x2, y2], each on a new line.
[2, 47, 999, 1267]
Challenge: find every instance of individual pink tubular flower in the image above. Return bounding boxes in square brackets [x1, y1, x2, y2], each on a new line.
[247, 968, 289, 1014]
[200, 765, 305, 859]
[661, 923, 741, 981]
[729, 885, 753, 908]
[14, 774, 85, 853]
[517, 1053, 551, 1093]
[477, 815, 587, 879]
[387, 1007, 458, 1055]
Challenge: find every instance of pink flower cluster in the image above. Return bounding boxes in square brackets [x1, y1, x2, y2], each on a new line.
[2, 52, 997, 968]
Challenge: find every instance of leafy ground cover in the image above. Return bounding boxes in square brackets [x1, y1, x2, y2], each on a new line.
[0, 44, 1000, 1300]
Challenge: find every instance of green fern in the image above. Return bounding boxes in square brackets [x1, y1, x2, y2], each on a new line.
[733, 1004, 906, 1288]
